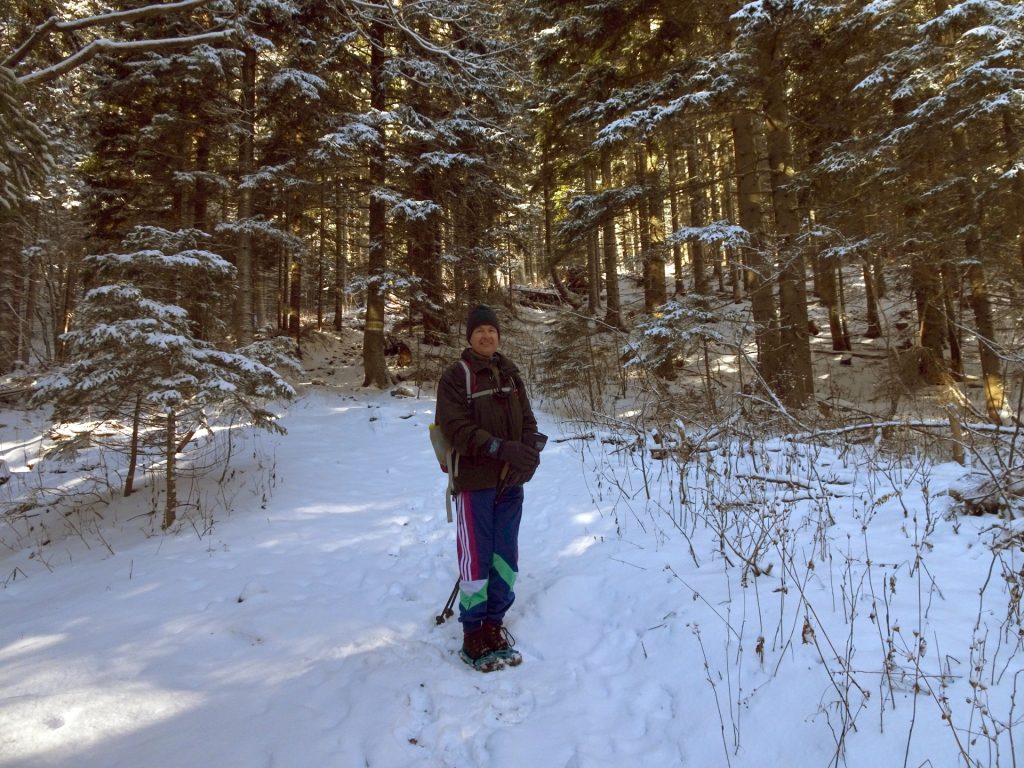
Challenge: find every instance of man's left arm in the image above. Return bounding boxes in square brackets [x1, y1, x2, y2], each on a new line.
[515, 374, 540, 441]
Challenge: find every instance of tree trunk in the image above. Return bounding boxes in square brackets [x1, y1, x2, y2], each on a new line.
[600, 147, 623, 331]
[407, 15, 446, 345]
[732, 110, 780, 388]
[0, 220, 21, 373]
[333, 181, 348, 332]
[1002, 109, 1024, 271]
[635, 145, 651, 302]
[667, 148, 684, 296]
[125, 394, 142, 497]
[163, 409, 177, 529]
[642, 138, 667, 313]
[907, 198, 947, 384]
[58, 258, 77, 362]
[862, 257, 883, 339]
[193, 126, 209, 233]
[940, 262, 963, 377]
[540, 145, 576, 306]
[686, 143, 708, 296]
[967, 259, 1003, 422]
[288, 257, 301, 340]
[764, 67, 813, 408]
[584, 160, 600, 314]
[362, 19, 390, 388]
[953, 126, 1004, 422]
[818, 253, 850, 351]
[542, 142, 555, 292]
[233, 46, 256, 345]
[722, 156, 743, 303]
[20, 249, 36, 366]
[709, 132, 728, 293]
[859, 209, 883, 338]
[316, 182, 326, 331]
[872, 251, 887, 298]
[407, 147, 444, 342]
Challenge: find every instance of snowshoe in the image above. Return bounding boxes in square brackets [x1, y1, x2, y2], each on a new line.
[458, 648, 506, 672]
[460, 625, 506, 673]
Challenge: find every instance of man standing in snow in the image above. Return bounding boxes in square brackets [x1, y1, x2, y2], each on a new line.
[436, 304, 544, 671]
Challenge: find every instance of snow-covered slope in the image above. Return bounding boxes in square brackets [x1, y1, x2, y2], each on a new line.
[1, 380, 1018, 768]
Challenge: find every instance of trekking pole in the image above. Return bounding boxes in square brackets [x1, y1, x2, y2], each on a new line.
[435, 578, 459, 625]
[494, 463, 510, 503]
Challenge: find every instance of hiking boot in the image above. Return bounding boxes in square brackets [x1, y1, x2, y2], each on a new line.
[459, 626, 504, 672]
[483, 619, 522, 666]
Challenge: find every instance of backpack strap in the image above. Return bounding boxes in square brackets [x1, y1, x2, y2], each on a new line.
[459, 359, 474, 400]
[460, 358, 514, 401]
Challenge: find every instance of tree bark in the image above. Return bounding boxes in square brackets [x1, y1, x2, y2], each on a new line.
[686, 143, 708, 296]
[407, 13, 446, 345]
[1002, 109, 1024, 272]
[907, 195, 947, 384]
[600, 147, 623, 330]
[288, 257, 301, 341]
[764, 66, 813, 407]
[642, 137, 667, 313]
[362, 19, 390, 388]
[20, 248, 36, 366]
[818, 253, 850, 351]
[124, 394, 142, 497]
[667, 148, 684, 296]
[584, 159, 600, 314]
[233, 46, 256, 345]
[953, 126, 1004, 422]
[862, 257, 882, 339]
[163, 409, 177, 529]
[333, 181, 348, 332]
[732, 110, 780, 388]
[940, 261, 963, 377]
[193, 126, 209, 233]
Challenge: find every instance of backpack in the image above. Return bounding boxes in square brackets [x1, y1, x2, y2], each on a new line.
[429, 359, 514, 522]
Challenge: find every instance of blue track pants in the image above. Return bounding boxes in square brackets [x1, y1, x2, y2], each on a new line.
[456, 485, 523, 630]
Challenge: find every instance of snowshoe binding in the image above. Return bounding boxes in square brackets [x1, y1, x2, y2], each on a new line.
[484, 620, 522, 667]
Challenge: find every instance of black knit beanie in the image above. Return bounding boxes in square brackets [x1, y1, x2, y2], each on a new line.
[466, 304, 500, 342]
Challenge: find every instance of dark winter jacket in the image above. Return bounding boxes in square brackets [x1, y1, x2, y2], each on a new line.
[436, 348, 539, 492]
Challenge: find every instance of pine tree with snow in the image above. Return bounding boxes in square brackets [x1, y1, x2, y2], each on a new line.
[33, 226, 296, 529]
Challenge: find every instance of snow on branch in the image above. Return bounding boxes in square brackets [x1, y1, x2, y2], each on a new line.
[417, 151, 484, 171]
[268, 68, 328, 100]
[4, 0, 217, 70]
[319, 118, 385, 156]
[667, 221, 750, 248]
[18, 30, 236, 87]
[215, 218, 305, 252]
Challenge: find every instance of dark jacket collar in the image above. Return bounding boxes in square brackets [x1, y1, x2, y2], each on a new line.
[462, 348, 506, 372]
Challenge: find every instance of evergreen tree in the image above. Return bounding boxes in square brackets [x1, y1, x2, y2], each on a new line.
[33, 225, 295, 528]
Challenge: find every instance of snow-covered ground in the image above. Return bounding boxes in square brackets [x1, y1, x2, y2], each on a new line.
[1, 366, 1022, 767]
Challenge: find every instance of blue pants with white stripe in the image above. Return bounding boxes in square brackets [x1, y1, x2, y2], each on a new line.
[456, 485, 523, 630]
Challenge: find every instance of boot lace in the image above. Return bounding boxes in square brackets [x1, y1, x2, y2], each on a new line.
[485, 621, 515, 652]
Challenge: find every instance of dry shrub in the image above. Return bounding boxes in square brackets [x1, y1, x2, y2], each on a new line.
[891, 346, 958, 390]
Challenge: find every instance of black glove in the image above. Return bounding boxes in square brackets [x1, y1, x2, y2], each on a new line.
[523, 432, 548, 453]
[496, 439, 540, 473]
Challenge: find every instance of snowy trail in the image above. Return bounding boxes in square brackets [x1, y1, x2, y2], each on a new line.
[0, 389, 699, 768]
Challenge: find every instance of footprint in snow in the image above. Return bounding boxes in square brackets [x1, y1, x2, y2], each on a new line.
[484, 681, 535, 725]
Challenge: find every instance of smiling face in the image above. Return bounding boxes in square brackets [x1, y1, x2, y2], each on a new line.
[469, 324, 500, 357]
